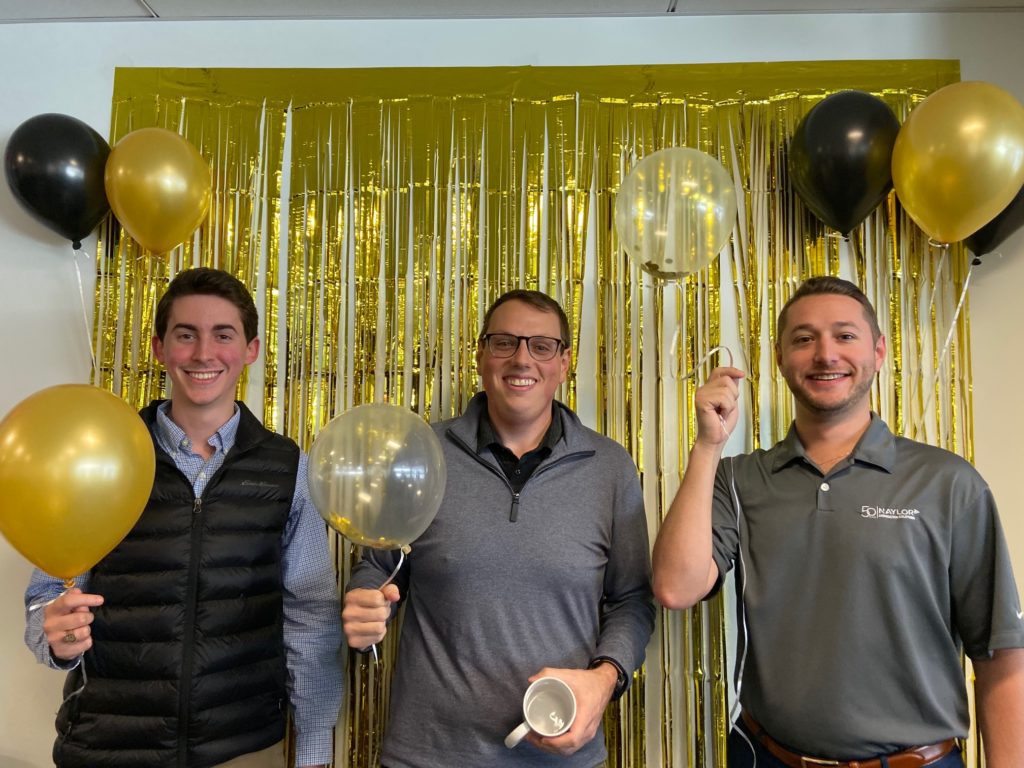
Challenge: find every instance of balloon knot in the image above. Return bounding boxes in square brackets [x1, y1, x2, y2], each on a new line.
[72, 240, 82, 250]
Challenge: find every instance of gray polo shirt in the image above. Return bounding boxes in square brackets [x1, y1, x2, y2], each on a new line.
[710, 413, 1024, 759]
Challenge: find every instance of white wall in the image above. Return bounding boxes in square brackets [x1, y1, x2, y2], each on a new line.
[1, 13, 1022, 766]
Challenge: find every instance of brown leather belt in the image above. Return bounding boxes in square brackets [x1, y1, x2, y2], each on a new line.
[740, 711, 957, 768]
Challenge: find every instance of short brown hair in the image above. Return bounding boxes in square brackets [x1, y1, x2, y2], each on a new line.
[776, 276, 881, 342]
[154, 268, 259, 342]
[479, 290, 571, 348]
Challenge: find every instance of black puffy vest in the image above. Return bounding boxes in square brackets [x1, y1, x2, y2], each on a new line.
[54, 401, 299, 768]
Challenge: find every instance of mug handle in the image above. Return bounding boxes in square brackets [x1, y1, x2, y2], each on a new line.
[504, 721, 531, 749]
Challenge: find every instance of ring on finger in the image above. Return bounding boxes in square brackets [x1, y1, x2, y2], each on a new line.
[62, 630, 77, 644]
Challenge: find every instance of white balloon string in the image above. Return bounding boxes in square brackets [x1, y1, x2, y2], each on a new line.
[681, 344, 734, 380]
[925, 243, 948, 318]
[27, 586, 69, 613]
[72, 246, 98, 376]
[65, 656, 89, 702]
[379, 546, 409, 590]
[27, 586, 90, 700]
[370, 545, 408, 665]
[913, 258, 974, 441]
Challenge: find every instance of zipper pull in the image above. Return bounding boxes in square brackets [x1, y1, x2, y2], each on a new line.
[193, 498, 202, 516]
[510, 492, 520, 523]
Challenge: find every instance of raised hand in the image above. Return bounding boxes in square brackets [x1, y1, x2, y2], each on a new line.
[694, 366, 746, 446]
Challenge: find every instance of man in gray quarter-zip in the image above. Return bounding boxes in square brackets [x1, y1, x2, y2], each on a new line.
[24, 268, 343, 768]
[344, 289, 655, 768]
[654, 275, 1024, 768]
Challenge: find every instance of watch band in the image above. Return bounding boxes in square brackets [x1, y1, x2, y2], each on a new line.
[589, 656, 629, 699]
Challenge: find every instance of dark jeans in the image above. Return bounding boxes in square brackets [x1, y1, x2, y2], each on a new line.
[727, 721, 965, 768]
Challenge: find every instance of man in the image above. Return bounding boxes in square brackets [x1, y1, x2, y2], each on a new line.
[653, 275, 1024, 767]
[343, 289, 655, 767]
[24, 267, 343, 768]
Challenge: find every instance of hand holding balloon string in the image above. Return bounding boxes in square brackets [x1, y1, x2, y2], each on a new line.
[27, 585, 102, 701]
[1, 386, 155, 703]
[682, 345, 737, 439]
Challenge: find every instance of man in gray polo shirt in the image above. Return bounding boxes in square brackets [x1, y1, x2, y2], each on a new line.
[653, 276, 1024, 767]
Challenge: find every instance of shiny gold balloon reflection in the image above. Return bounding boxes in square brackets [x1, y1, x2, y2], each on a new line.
[0, 385, 156, 580]
[105, 126, 212, 253]
[308, 404, 446, 549]
[615, 147, 737, 280]
[893, 81, 1024, 244]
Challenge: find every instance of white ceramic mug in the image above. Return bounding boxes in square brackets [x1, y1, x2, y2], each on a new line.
[504, 676, 577, 748]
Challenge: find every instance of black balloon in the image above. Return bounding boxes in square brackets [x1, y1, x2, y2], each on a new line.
[4, 113, 111, 249]
[788, 91, 900, 235]
[964, 183, 1024, 257]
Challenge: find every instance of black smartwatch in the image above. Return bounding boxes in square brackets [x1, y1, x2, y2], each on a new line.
[589, 656, 629, 699]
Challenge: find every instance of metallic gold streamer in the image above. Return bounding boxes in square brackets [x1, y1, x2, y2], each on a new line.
[101, 60, 972, 768]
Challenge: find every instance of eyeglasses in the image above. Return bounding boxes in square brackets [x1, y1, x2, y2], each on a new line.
[479, 333, 565, 361]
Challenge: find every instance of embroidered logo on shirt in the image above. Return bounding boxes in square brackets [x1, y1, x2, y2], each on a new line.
[240, 480, 279, 488]
[860, 506, 920, 520]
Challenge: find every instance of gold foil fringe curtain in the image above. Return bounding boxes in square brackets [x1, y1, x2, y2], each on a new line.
[98, 61, 972, 768]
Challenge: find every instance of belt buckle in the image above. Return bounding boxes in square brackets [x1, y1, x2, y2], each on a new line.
[800, 758, 841, 767]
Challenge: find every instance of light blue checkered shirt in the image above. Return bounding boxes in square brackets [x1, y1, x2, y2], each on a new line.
[25, 402, 343, 766]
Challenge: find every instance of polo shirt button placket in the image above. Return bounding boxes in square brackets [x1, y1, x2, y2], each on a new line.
[816, 480, 834, 511]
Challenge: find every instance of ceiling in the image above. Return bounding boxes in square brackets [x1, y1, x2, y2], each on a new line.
[1, 0, 1023, 23]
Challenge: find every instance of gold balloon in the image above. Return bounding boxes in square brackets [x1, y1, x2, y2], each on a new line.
[0, 385, 155, 580]
[308, 404, 447, 549]
[892, 81, 1024, 244]
[615, 147, 737, 280]
[104, 127, 212, 253]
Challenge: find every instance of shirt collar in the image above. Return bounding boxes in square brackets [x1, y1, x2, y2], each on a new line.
[154, 400, 241, 457]
[475, 396, 564, 455]
[771, 412, 896, 474]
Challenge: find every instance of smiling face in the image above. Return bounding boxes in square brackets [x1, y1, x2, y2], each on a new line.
[152, 293, 259, 425]
[775, 292, 886, 423]
[476, 299, 569, 440]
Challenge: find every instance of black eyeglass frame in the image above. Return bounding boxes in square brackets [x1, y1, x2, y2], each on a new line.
[478, 333, 567, 361]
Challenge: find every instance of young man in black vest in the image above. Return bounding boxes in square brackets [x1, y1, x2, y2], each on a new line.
[25, 268, 343, 768]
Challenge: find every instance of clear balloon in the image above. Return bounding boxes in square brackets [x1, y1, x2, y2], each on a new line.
[104, 127, 212, 253]
[0, 385, 156, 580]
[308, 404, 447, 549]
[892, 81, 1024, 244]
[615, 147, 736, 280]
[4, 113, 111, 249]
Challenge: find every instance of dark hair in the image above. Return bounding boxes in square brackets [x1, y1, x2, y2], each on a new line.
[154, 268, 259, 342]
[479, 289, 571, 348]
[776, 275, 881, 342]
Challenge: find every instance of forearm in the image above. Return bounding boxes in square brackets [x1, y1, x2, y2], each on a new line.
[652, 440, 722, 609]
[594, 586, 655, 676]
[974, 648, 1024, 768]
[595, 470, 655, 673]
[284, 593, 343, 765]
[281, 495, 344, 762]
